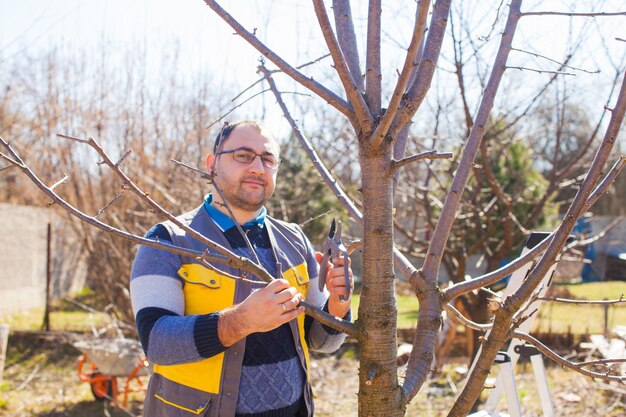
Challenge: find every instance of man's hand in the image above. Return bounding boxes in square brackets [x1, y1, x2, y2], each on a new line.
[315, 251, 353, 318]
[218, 279, 304, 347]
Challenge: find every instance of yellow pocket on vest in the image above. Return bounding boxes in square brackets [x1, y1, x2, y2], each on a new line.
[178, 263, 236, 315]
[282, 263, 310, 297]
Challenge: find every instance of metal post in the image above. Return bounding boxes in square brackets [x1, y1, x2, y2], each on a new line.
[603, 300, 609, 339]
[0, 324, 9, 383]
[43, 222, 52, 331]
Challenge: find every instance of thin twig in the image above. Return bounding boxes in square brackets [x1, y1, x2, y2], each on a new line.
[207, 88, 271, 129]
[299, 208, 335, 227]
[567, 216, 624, 249]
[115, 149, 132, 167]
[536, 295, 625, 305]
[228, 54, 330, 105]
[511, 47, 599, 74]
[171, 159, 211, 179]
[0, 151, 22, 167]
[520, 11, 626, 17]
[49, 175, 69, 191]
[56, 133, 89, 144]
[444, 302, 491, 332]
[296, 53, 331, 70]
[95, 186, 127, 218]
[506, 66, 575, 76]
[391, 150, 453, 172]
[513, 331, 626, 382]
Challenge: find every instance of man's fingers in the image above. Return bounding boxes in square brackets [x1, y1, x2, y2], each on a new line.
[281, 304, 305, 320]
[267, 279, 290, 293]
[315, 251, 329, 265]
[279, 293, 303, 314]
[276, 286, 298, 304]
[328, 275, 354, 290]
[331, 255, 351, 267]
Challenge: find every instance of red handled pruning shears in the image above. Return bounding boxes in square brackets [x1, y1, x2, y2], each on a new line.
[319, 218, 351, 301]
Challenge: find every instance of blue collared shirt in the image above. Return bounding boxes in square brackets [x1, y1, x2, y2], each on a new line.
[203, 193, 267, 232]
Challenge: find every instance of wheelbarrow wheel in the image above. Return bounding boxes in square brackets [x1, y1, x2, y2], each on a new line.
[89, 372, 113, 401]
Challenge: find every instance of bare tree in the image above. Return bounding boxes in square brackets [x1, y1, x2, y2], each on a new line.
[1, 1, 625, 416]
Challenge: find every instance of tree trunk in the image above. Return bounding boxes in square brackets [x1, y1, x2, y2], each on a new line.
[357, 142, 404, 416]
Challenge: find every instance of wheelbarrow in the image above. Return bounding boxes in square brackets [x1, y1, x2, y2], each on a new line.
[73, 338, 152, 407]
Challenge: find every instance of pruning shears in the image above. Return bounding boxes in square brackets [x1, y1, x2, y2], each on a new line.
[319, 218, 351, 301]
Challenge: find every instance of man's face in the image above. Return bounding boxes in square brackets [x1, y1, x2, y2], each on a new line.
[206, 124, 279, 213]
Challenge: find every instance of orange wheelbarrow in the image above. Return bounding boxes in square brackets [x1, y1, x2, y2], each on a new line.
[73, 338, 152, 408]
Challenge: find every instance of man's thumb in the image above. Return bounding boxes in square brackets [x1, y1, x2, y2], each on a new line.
[314, 251, 324, 264]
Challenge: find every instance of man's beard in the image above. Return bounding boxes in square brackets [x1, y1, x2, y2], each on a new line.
[217, 176, 270, 212]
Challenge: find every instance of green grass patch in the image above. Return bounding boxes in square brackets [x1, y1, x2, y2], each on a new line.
[565, 281, 626, 299]
[352, 281, 626, 334]
[350, 293, 419, 329]
[532, 281, 626, 334]
[0, 305, 112, 333]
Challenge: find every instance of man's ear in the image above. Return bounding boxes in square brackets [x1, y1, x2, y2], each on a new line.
[206, 153, 215, 175]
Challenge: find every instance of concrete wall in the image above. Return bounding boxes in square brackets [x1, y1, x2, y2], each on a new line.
[0, 203, 87, 315]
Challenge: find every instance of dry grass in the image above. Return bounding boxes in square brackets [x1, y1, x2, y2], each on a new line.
[533, 281, 626, 334]
[1, 334, 624, 417]
[1, 282, 624, 416]
[311, 345, 626, 417]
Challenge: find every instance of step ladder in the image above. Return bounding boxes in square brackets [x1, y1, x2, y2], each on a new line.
[468, 231, 569, 417]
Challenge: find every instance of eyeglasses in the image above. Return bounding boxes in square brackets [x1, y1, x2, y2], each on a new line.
[216, 147, 281, 170]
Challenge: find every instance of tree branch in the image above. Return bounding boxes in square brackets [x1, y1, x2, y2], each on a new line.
[391, 150, 453, 172]
[449, 66, 626, 417]
[4, 135, 355, 335]
[444, 302, 491, 332]
[0, 137, 239, 269]
[371, 0, 432, 148]
[365, 0, 382, 117]
[567, 216, 624, 249]
[202, 0, 356, 124]
[513, 332, 626, 382]
[420, 0, 522, 286]
[65, 134, 279, 283]
[49, 174, 69, 191]
[312, 0, 373, 134]
[506, 65, 575, 76]
[332, 0, 362, 88]
[444, 156, 626, 302]
[511, 47, 599, 74]
[520, 11, 626, 17]
[391, 0, 452, 137]
[536, 295, 626, 305]
[259, 64, 424, 286]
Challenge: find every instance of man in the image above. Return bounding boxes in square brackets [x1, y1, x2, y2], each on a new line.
[130, 120, 353, 417]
